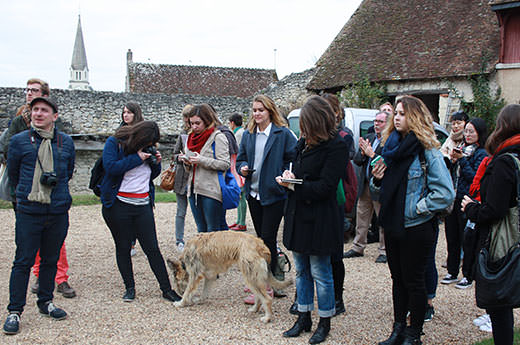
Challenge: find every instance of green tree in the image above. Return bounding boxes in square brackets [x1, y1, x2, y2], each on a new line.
[339, 65, 388, 109]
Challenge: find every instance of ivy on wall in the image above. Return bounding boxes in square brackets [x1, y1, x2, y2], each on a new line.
[338, 65, 388, 109]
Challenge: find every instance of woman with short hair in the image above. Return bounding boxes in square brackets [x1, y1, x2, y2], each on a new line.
[278, 95, 349, 344]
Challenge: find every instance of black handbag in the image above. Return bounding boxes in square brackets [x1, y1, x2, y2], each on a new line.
[475, 244, 520, 309]
[475, 153, 520, 309]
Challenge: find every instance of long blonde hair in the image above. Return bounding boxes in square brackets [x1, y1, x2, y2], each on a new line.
[382, 95, 440, 149]
[246, 95, 287, 133]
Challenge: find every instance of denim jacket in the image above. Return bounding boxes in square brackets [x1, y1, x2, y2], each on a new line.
[370, 148, 455, 228]
[405, 148, 455, 227]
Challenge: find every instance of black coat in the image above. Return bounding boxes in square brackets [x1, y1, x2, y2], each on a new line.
[283, 134, 349, 256]
[465, 143, 520, 246]
[353, 132, 383, 198]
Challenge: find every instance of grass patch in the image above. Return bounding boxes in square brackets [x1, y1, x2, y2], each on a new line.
[473, 328, 520, 345]
[0, 191, 177, 209]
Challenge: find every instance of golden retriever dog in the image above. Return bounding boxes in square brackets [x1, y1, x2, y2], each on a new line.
[167, 231, 292, 323]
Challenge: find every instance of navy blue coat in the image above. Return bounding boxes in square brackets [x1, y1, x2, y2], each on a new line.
[456, 146, 488, 199]
[236, 124, 296, 206]
[100, 136, 161, 208]
[7, 127, 75, 214]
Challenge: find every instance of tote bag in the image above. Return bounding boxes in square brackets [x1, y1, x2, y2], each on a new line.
[212, 142, 240, 210]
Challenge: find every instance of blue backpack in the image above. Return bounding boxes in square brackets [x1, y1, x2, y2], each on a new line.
[212, 142, 240, 209]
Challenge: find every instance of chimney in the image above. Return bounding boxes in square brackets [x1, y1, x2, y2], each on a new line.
[127, 49, 133, 64]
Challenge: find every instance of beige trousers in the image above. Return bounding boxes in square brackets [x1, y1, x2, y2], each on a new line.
[352, 183, 385, 255]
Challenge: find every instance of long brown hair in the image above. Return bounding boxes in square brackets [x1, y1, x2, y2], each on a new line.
[246, 95, 287, 133]
[382, 95, 439, 149]
[321, 93, 344, 124]
[299, 96, 337, 147]
[115, 120, 160, 154]
[486, 104, 520, 154]
[121, 102, 144, 125]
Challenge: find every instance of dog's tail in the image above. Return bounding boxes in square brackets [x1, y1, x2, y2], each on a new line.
[267, 272, 293, 290]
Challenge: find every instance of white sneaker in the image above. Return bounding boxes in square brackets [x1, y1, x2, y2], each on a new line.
[177, 243, 184, 253]
[479, 320, 493, 333]
[441, 274, 458, 284]
[455, 277, 473, 289]
[473, 314, 491, 327]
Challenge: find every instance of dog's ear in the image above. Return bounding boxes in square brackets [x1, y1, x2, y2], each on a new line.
[167, 258, 182, 274]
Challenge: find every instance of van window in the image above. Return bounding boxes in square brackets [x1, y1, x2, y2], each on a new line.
[359, 120, 373, 138]
[288, 117, 300, 138]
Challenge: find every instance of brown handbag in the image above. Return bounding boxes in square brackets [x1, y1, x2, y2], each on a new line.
[160, 162, 176, 191]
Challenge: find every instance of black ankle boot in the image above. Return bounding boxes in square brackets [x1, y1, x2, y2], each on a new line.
[378, 322, 406, 345]
[308, 317, 330, 344]
[283, 311, 312, 338]
[401, 327, 422, 345]
[289, 291, 298, 315]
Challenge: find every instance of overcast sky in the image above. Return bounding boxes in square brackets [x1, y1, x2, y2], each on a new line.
[0, 0, 362, 92]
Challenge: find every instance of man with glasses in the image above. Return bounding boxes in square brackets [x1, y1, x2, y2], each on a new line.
[344, 111, 388, 263]
[0, 78, 76, 300]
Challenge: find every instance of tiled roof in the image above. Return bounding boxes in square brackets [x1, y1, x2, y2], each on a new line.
[127, 63, 277, 97]
[308, 0, 501, 91]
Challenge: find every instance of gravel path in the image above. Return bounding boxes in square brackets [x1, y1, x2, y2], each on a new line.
[0, 202, 517, 344]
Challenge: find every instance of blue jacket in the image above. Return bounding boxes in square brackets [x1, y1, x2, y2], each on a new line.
[100, 136, 161, 208]
[456, 146, 488, 199]
[236, 125, 296, 206]
[7, 127, 75, 214]
[405, 148, 455, 228]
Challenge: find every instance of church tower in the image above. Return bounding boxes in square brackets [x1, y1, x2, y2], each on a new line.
[69, 15, 92, 90]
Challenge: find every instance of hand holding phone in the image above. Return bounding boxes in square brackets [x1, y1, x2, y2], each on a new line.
[370, 155, 385, 167]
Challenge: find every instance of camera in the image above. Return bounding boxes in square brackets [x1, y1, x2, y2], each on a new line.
[142, 145, 158, 165]
[40, 171, 58, 187]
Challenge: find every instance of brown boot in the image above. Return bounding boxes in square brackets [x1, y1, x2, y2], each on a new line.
[57, 282, 76, 298]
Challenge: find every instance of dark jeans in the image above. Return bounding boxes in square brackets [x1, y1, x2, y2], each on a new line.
[8, 211, 68, 313]
[331, 205, 345, 303]
[425, 219, 439, 299]
[445, 198, 465, 277]
[102, 200, 171, 292]
[247, 197, 284, 274]
[487, 307, 514, 345]
[461, 222, 479, 281]
[385, 219, 436, 333]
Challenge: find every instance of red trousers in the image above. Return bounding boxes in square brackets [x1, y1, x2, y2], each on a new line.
[32, 243, 69, 284]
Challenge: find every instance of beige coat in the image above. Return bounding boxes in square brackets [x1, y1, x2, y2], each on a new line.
[186, 130, 230, 202]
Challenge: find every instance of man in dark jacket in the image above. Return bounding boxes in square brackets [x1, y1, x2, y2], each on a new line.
[3, 97, 75, 335]
[0, 78, 76, 299]
[344, 111, 388, 263]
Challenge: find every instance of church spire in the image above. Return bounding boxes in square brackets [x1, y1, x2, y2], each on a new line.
[69, 14, 92, 90]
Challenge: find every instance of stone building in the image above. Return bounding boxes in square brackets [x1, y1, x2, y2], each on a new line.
[125, 49, 277, 98]
[307, 0, 519, 125]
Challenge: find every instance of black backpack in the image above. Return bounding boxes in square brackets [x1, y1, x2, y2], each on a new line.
[89, 156, 104, 197]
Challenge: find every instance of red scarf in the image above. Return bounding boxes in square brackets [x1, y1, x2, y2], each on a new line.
[493, 133, 520, 157]
[469, 133, 520, 200]
[187, 127, 215, 153]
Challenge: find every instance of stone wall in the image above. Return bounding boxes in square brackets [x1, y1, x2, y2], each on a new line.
[0, 70, 312, 194]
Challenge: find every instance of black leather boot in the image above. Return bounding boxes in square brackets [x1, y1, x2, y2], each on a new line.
[283, 311, 312, 338]
[308, 317, 330, 344]
[378, 322, 406, 345]
[289, 291, 298, 315]
[401, 327, 422, 345]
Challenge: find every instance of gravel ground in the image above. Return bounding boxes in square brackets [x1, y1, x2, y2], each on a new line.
[0, 202, 517, 344]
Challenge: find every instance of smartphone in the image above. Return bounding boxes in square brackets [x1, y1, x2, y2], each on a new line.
[245, 168, 256, 173]
[370, 155, 385, 167]
[453, 147, 462, 154]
